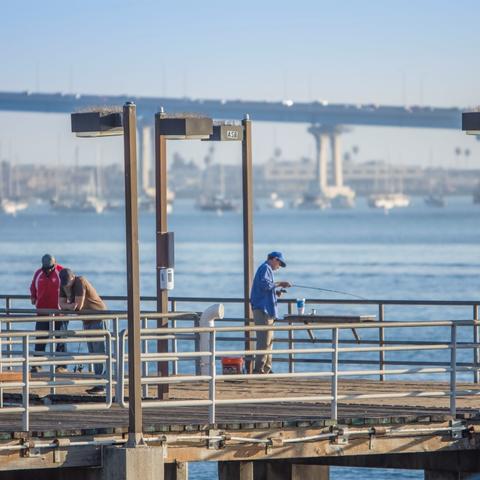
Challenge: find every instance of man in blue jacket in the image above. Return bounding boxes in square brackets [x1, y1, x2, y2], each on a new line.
[250, 251, 291, 374]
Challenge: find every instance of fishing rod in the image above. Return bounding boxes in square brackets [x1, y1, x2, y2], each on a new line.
[290, 284, 367, 300]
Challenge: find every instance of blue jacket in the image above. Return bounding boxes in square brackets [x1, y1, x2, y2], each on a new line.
[250, 261, 277, 318]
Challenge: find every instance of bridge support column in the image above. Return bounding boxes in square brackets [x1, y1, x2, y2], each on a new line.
[165, 461, 188, 480]
[218, 461, 254, 480]
[102, 446, 164, 480]
[307, 125, 329, 194]
[330, 132, 343, 188]
[218, 460, 329, 480]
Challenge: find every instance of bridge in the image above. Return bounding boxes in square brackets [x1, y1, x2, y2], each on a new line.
[0, 90, 465, 202]
[0, 91, 463, 129]
[0, 294, 479, 479]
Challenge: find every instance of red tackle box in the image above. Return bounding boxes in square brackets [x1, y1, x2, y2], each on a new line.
[221, 357, 244, 374]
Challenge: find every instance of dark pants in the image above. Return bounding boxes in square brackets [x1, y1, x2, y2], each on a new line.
[35, 319, 68, 368]
[84, 320, 106, 376]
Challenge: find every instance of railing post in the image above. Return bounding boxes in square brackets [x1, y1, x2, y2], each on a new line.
[105, 331, 112, 406]
[142, 316, 148, 398]
[171, 300, 178, 376]
[288, 302, 295, 374]
[208, 328, 216, 424]
[450, 323, 457, 418]
[195, 316, 200, 376]
[118, 331, 126, 406]
[331, 328, 339, 422]
[474, 305, 479, 384]
[378, 303, 385, 382]
[22, 336, 30, 432]
[5, 298, 12, 371]
[49, 318, 56, 395]
[113, 317, 120, 402]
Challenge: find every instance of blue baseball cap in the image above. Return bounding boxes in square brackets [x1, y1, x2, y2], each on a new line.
[268, 251, 286, 267]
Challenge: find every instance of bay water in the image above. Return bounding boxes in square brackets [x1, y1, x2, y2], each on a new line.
[0, 196, 479, 479]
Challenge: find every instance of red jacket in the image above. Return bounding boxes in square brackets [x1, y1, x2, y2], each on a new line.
[30, 265, 63, 309]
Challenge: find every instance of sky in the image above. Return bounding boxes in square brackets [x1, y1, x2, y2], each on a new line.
[0, 0, 479, 170]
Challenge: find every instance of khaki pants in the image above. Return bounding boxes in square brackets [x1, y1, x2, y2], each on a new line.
[253, 309, 274, 374]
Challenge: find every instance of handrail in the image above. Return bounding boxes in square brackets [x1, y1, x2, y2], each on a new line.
[1, 292, 479, 307]
[112, 319, 480, 424]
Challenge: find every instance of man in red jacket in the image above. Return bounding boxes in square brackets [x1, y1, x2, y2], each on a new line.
[30, 254, 67, 373]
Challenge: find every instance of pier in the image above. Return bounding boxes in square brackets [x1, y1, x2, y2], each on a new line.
[0, 295, 479, 479]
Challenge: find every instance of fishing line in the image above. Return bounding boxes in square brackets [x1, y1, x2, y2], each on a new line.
[291, 284, 367, 300]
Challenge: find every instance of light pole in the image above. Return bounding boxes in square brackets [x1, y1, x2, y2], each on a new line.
[154, 111, 213, 399]
[71, 103, 143, 445]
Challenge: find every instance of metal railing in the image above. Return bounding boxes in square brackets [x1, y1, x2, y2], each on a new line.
[2, 294, 479, 381]
[1, 294, 480, 430]
[0, 326, 112, 431]
[115, 319, 480, 424]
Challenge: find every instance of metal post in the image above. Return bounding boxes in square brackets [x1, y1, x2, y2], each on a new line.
[49, 319, 56, 395]
[331, 328, 339, 421]
[142, 316, 148, 398]
[5, 323, 12, 372]
[154, 112, 169, 399]
[450, 323, 457, 418]
[113, 317, 121, 403]
[22, 336, 29, 432]
[474, 304, 479, 384]
[123, 102, 143, 443]
[208, 329, 216, 424]
[288, 302, 294, 373]
[194, 315, 200, 376]
[241, 115, 254, 374]
[379, 304, 385, 382]
[170, 299, 178, 376]
[105, 332, 112, 407]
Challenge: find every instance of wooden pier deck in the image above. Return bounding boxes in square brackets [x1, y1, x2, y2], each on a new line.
[0, 377, 479, 478]
[1, 377, 479, 434]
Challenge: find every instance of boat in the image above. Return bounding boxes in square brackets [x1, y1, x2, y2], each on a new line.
[291, 193, 329, 210]
[368, 193, 410, 210]
[266, 192, 285, 209]
[0, 199, 28, 216]
[50, 195, 107, 214]
[424, 194, 445, 208]
[196, 194, 237, 212]
[138, 189, 174, 213]
[330, 193, 355, 209]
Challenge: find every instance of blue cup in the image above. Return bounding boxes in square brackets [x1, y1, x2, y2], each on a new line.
[296, 298, 305, 315]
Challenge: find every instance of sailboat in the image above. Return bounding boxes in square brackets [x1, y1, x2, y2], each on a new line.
[0, 161, 28, 215]
[196, 147, 237, 212]
[0, 198, 28, 215]
[424, 194, 445, 208]
[368, 162, 410, 211]
[266, 192, 285, 209]
[50, 149, 107, 214]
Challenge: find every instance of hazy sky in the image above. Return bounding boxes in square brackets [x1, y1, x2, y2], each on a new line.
[0, 0, 479, 169]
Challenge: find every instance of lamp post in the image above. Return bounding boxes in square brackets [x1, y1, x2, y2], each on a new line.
[202, 118, 254, 372]
[71, 103, 143, 445]
[154, 111, 213, 399]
